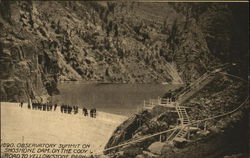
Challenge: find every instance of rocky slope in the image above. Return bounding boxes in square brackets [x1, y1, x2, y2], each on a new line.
[104, 71, 248, 158]
[0, 1, 229, 102]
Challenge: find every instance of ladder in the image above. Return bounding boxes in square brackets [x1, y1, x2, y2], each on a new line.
[170, 106, 191, 141]
[176, 106, 190, 125]
[174, 127, 189, 139]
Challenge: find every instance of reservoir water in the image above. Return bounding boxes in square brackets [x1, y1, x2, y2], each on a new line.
[54, 83, 177, 116]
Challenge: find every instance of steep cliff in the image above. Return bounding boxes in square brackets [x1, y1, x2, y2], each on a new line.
[0, 2, 247, 103]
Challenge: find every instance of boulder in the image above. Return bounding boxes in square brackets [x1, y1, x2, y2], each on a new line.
[196, 130, 210, 136]
[173, 138, 187, 148]
[143, 151, 158, 158]
[147, 142, 165, 155]
[123, 146, 143, 158]
[135, 154, 145, 158]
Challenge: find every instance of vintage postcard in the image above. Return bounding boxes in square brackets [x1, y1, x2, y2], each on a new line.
[0, 1, 249, 158]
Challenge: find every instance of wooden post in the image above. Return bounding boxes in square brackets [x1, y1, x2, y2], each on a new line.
[204, 121, 207, 131]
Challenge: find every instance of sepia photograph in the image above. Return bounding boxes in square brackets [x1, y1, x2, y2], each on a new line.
[0, 1, 249, 158]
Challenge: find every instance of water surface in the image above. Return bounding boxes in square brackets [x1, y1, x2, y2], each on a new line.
[54, 83, 177, 116]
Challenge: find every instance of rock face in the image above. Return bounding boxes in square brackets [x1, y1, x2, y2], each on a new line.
[0, 2, 247, 104]
[105, 107, 178, 152]
[1, 1, 234, 101]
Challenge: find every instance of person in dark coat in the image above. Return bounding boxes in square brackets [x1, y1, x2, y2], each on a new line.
[64, 104, 68, 113]
[38, 103, 41, 110]
[92, 108, 96, 118]
[20, 102, 23, 108]
[74, 106, 78, 114]
[43, 103, 46, 111]
[54, 104, 58, 111]
[90, 109, 93, 118]
[60, 104, 63, 113]
[49, 103, 53, 111]
[83, 107, 88, 116]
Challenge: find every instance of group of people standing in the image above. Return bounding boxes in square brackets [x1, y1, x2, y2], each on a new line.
[19, 102, 56, 111]
[60, 104, 78, 114]
[83, 107, 96, 118]
[19, 102, 97, 118]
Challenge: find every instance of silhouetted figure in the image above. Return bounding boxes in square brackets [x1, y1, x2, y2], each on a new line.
[68, 106, 72, 114]
[83, 107, 88, 116]
[54, 104, 58, 111]
[172, 96, 176, 102]
[20, 102, 23, 108]
[90, 108, 96, 118]
[33, 102, 38, 110]
[43, 103, 46, 111]
[28, 102, 31, 109]
[92, 108, 96, 118]
[90, 109, 93, 117]
[64, 105, 67, 113]
[60, 104, 63, 113]
[74, 106, 78, 114]
[38, 103, 42, 110]
[49, 103, 53, 111]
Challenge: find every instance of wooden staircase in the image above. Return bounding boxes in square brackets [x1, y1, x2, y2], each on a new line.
[176, 106, 190, 125]
[161, 106, 191, 142]
[172, 106, 191, 140]
[174, 127, 189, 140]
[176, 72, 217, 104]
[142, 68, 224, 143]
